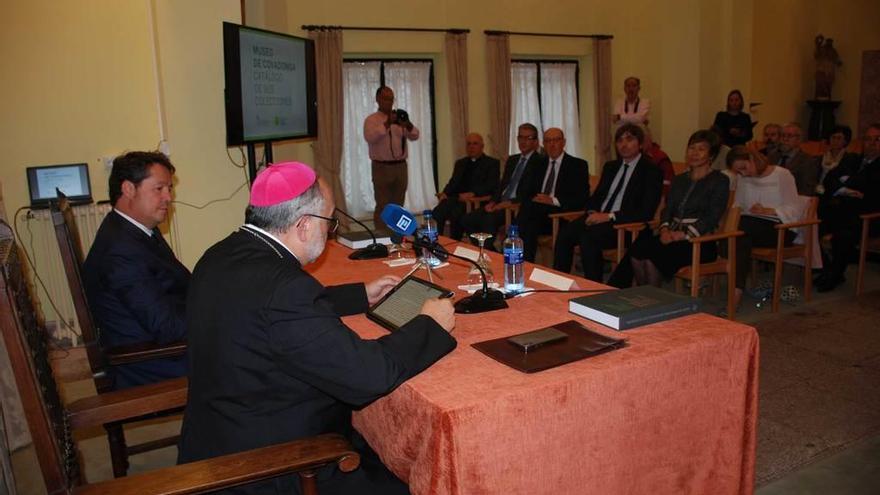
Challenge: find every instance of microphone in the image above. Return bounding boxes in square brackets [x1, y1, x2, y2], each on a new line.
[334, 207, 389, 260]
[380, 204, 508, 314]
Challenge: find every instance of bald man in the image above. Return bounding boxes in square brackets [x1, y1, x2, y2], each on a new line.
[432, 133, 500, 240]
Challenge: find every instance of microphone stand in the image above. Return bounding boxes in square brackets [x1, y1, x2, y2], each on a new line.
[411, 235, 508, 314]
[334, 208, 389, 260]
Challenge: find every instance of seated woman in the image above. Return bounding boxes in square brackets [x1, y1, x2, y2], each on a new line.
[817, 124, 853, 194]
[712, 89, 753, 147]
[626, 130, 729, 287]
[727, 145, 804, 306]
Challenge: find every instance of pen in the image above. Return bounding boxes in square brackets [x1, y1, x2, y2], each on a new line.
[441, 291, 455, 299]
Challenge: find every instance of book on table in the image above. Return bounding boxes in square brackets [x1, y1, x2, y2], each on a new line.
[335, 230, 391, 249]
[569, 285, 700, 330]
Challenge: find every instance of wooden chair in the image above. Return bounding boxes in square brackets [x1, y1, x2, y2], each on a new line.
[856, 211, 880, 296]
[463, 195, 492, 214]
[674, 206, 744, 320]
[0, 234, 359, 494]
[749, 197, 820, 312]
[51, 193, 186, 477]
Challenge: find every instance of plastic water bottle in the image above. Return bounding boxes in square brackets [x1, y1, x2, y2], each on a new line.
[419, 210, 441, 267]
[503, 225, 524, 293]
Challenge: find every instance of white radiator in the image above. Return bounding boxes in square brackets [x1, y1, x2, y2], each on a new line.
[27, 203, 112, 345]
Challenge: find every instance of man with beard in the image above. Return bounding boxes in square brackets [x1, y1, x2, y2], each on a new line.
[179, 162, 456, 494]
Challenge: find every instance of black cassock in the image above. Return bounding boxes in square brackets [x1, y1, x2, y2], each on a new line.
[178, 226, 456, 494]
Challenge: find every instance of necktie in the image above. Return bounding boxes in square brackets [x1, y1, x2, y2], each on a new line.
[602, 163, 630, 213]
[502, 155, 528, 201]
[151, 229, 174, 259]
[542, 160, 557, 195]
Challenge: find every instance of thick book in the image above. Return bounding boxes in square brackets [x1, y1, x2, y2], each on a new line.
[335, 230, 391, 249]
[471, 320, 626, 373]
[568, 286, 699, 330]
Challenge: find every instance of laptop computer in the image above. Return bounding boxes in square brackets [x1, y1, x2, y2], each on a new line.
[26, 163, 93, 209]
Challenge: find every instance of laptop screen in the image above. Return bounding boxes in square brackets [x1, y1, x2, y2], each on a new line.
[26, 163, 92, 208]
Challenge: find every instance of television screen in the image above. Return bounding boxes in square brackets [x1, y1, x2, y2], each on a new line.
[223, 22, 317, 145]
[26, 163, 92, 208]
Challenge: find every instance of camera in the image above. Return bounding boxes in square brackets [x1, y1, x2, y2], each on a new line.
[393, 108, 409, 123]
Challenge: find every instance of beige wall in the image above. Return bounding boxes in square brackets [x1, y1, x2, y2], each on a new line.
[1, 0, 877, 271]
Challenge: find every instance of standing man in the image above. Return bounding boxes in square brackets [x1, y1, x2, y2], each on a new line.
[613, 76, 650, 127]
[432, 133, 500, 240]
[553, 124, 663, 280]
[768, 122, 820, 196]
[83, 151, 189, 389]
[516, 127, 590, 262]
[461, 123, 543, 246]
[364, 86, 420, 226]
[179, 162, 456, 494]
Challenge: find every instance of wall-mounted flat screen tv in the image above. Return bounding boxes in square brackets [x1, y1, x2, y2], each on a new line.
[223, 22, 317, 145]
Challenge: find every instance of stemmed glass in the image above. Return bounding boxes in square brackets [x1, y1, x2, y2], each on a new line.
[466, 233, 495, 285]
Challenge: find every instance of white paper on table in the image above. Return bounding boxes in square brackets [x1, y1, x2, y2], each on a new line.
[528, 267, 575, 290]
[452, 246, 481, 262]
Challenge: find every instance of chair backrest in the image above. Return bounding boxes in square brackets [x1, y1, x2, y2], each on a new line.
[721, 205, 741, 234]
[589, 175, 600, 194]
[50, 193, 110, 390]
[804, 196, 819, 220]
[0, 234, 80, 494]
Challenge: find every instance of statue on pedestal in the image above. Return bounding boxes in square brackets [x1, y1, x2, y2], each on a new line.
[814, 34, 842, 100]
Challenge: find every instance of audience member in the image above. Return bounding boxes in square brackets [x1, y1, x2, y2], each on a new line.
[432, 133, 499, 240]
[623, 130, 729, 287]
[818, 124, 854, 194]
[816, 123, 880, 292]
[553, 124, 662, 280]
[613, 76, 650, 127]
[364, 86, 420, 226]
[643, 128, 674, 197]
[728, 146, 804, 308]
[179, 162, 456, 494]
[768, 123, 820, 196]
[712, 90, 754, 147]
[759, 123, 782, 156]
[516, 128, 590, 262]
[82, 151, 189, 389]
[460, 123, 542, 247]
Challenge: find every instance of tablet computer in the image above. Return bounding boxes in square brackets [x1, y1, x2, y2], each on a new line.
[366, 275, 453, 331]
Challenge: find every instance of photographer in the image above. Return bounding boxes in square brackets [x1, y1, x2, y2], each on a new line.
[363, 86, 420, 226]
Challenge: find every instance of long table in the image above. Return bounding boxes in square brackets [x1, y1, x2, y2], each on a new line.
[307, 239, 759, 495]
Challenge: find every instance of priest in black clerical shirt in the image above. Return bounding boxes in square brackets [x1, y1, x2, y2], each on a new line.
[432, 133, 500, 240]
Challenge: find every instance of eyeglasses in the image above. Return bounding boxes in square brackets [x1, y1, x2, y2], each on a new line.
[303, 213, 339, 233]
[864, 135, 880, 142]
[544, 137, 564, 144]
[516, 135, 538, 141]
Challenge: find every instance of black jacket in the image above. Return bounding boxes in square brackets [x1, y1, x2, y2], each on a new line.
[586, 156, 663, 224]
[519, 152, 591, 212]
[442, 154, 500, 197]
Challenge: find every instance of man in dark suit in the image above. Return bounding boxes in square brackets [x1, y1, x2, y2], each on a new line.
[768, 122, 820, 196]
[460, 123, 542, 248]
[82, 151, 189, 389]
[179, 162, 456, 495]
[516, 127, 590, 262]
[553, 124, 663, 282]
[815, 123, 880, 292]
[432, 133, 500, 240]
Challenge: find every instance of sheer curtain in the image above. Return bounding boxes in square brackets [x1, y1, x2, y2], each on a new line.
[509, 63, 542, 154]
[341, 62, 381, 218]
[385, 61, 435, 213]
[539, 63, 581, 158]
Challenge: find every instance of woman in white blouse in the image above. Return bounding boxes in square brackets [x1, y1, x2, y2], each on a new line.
[728, 146, 806, 306]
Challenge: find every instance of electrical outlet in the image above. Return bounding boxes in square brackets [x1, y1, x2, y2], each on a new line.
[158, 140, 171, 156]
[102, 155, 116, 173]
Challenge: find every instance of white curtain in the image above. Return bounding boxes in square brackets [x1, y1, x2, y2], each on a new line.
[341, 62, 381, 217]
[385, 61, 435, 214]
[509, 63, 542, 155]
[539, 63, 581, 158]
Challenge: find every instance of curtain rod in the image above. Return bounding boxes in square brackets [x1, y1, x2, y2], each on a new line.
[302, 25, 469, 34]
[484, 30, 612, 40]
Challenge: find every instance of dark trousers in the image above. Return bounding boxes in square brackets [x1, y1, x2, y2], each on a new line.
[460, 208, 506, 249]
[372, 161, 408, 227]
[516, 201, 558, 262]
[432, 198, 467, 240]
[734, 215, 795, 289]
[821, 198, 864, 278]
[553, 216, 616, 282]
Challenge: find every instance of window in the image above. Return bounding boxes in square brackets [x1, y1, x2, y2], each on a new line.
[509, 61, 581, 157]
[341, 60, 437, 218]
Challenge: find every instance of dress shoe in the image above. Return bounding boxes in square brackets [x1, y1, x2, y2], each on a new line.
[816, 274, 845, 293]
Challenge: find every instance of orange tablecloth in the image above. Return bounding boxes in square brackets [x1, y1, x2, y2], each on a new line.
[308, 239, 759, 495]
